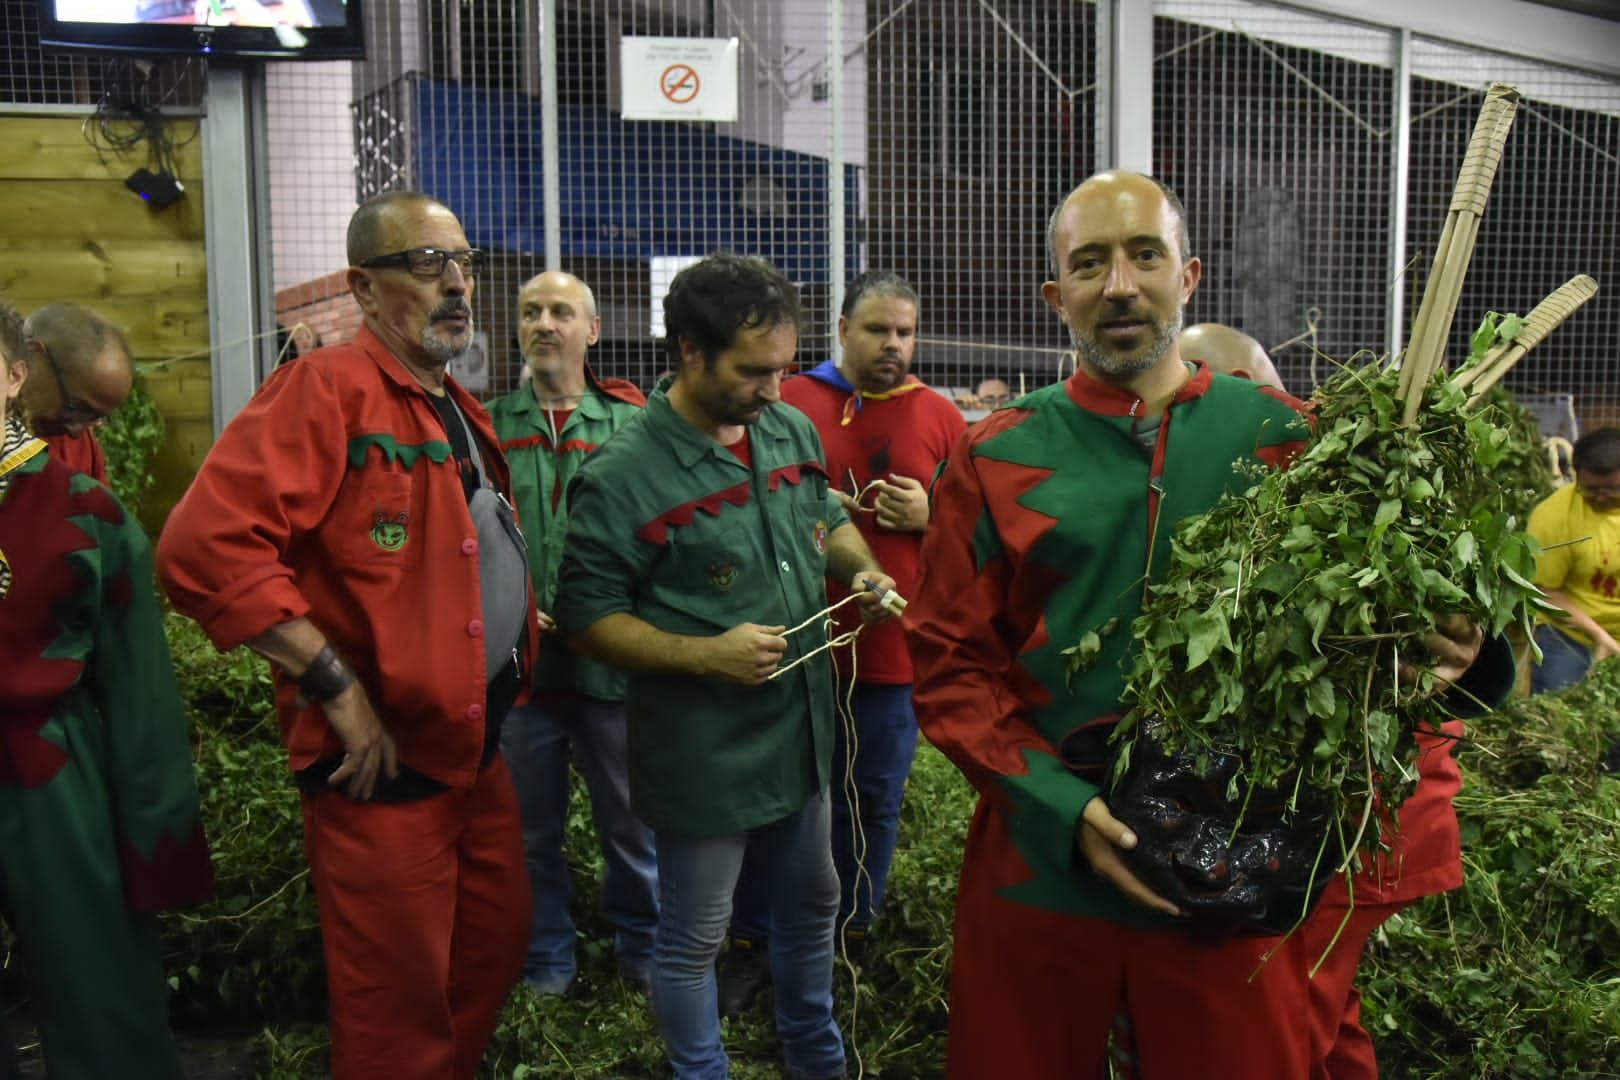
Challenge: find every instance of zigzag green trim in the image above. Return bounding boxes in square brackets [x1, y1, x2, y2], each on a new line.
[346, 434, 453, 470]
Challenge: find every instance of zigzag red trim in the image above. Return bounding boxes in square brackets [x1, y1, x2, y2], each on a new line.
[500, 435, 601, 456]
[635, 459, 828, 545]
[767, 460, 829, 491]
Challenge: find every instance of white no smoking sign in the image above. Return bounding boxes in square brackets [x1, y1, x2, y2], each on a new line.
[621, 37, 739, 122]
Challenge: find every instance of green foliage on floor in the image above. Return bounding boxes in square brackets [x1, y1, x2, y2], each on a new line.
[1358, 661, 1620, 1078]
[165, 629, 1620, 1078]
[160, 613, 324, 1028]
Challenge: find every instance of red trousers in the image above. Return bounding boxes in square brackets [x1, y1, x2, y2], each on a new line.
[300, 758, 531, 1079]
[1301, 899, 1408, 1079]
[946, 803, 1314, 1080]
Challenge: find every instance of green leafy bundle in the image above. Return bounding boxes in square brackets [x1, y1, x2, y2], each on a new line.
[1108, 337, 1545, 860]
[1475, 383, 1558, 525]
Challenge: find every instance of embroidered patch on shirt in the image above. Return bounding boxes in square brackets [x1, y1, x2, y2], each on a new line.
[706, 558, 738, 591]
[370, 510, 409, 551]
[813, 519, 829, 554]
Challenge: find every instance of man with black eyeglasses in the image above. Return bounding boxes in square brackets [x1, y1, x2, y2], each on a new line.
[158, 191, 538, 1079]
[20, 303, 135, 485]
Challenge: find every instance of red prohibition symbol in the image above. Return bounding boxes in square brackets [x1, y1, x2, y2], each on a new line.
[660, 63, 701, 104]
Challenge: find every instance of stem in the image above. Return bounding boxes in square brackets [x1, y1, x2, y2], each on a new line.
[1337, 643, 1380, 873]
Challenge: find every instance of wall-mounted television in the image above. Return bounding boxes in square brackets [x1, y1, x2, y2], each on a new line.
[38, 1, 365, 61]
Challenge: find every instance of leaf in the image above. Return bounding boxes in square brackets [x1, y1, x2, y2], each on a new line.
[1453, 530, 1477, 568]
[1497, 313, 1526, 344]
[1062, 631, 1103, 681]
[1470, 313, 1500, 363]
[1374, 499, 1401, 529]
[1306, 677, 1335, 719]
[1184, 611, 1228, 672]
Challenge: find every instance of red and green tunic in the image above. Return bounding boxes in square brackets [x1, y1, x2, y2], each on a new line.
[0, 432, 212, 1078]
[0, 440, 212, 906]
[908, 363, 1311, 925]
[489, 369, 645, 702]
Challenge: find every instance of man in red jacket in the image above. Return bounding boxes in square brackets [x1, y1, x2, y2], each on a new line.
[158, 191, 538, 1079]
[20, 303, 135, 484]
[718, 271, 965, 1011]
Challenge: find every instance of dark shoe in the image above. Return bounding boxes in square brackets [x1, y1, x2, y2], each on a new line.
[522, 971, 573, 997]
[716, 936, 771, 1017]
[618, 961, 654, 996]
[836, 924, 869, 966]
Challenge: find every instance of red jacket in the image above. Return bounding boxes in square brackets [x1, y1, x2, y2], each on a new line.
[1321, 719, 1464, 906]
[43, 429, 108, 486]
[157, 326, 540, 790]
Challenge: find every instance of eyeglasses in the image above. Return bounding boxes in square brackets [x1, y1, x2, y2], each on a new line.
[357, 247, 486, 280]
[32, 340, 111, 427]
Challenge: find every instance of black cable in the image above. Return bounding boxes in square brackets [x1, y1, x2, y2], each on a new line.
[81, 59, 199, 179]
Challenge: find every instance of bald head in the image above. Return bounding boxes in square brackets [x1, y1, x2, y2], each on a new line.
[20, 303, 134, 434]
[518, 270, 601, 389]
[520, 271, 597, 320]
[1179, 323, 1285, 392]
[1047, 171, 1191, 277]
[346, 191, 455, 265]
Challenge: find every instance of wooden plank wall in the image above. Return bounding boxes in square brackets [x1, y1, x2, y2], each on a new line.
[0, 113, 210, 528]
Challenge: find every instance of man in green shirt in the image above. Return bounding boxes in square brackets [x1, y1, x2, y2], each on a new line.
[488, 271, 657, 995]
[557, 252, 893, 1080]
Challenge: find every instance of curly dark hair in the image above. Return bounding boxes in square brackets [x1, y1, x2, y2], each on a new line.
[662, 252, 801, 369]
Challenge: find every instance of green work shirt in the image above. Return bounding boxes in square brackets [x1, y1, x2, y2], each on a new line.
[556, 389, 850, 838]
[489, 377, 643, 702]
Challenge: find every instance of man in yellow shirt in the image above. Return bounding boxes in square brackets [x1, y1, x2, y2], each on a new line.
[1528, 427, 1620, 693]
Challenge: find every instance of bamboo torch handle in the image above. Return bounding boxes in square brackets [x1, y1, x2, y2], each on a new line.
[1401, 84, 1522, 425]
[1449, 84, 1521, 218]
[1464, 275, 1599, 406]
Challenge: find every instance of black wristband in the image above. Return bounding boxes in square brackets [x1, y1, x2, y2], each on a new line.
[297, 644, 356, 704]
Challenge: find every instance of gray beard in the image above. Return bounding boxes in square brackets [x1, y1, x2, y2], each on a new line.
[421, 319, 474, 363]
[1075, 307, 1183, 378]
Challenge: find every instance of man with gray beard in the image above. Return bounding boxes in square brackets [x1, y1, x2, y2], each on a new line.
[158, 191, 537, 1079]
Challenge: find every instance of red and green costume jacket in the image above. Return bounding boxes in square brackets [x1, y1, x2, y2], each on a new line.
[488, 369, 645, 702]
[157, 326, 541, 790]
[0, 432, 212, 913]
[908, 364, 1320, 926]
[555, 388, 850, 838]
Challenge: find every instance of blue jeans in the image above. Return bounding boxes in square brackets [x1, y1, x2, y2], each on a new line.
[653, 792, 845, 1080]
[500, 696, 658, 990]
[1531, 624, 1592, 695]
[732, 682, 918, 939]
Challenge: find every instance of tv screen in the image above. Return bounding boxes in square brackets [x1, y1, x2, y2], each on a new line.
[39, 1, 365, 61]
